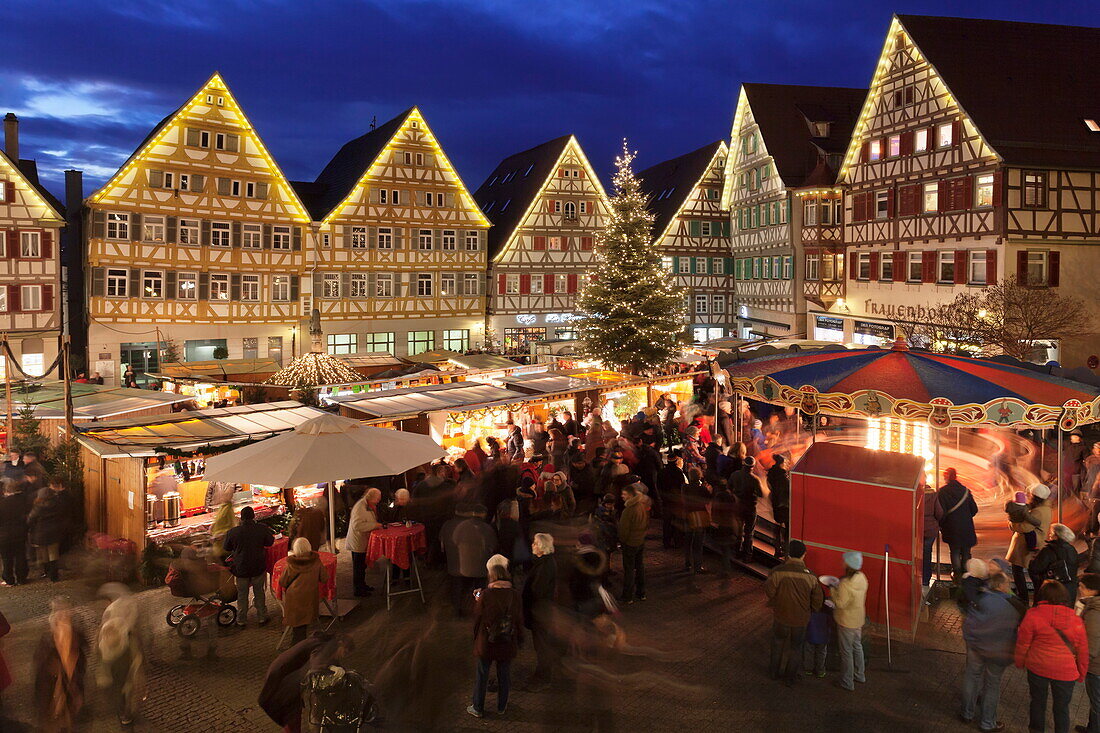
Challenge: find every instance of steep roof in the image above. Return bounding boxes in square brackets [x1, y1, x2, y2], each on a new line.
[638, 141, 724, 240]
[743, 83, 866, 188]
[308, 108, 414, 220]
[473, 135, 572, 258]
[3, 154, 64, 218]
[897, 15, 1100, 168]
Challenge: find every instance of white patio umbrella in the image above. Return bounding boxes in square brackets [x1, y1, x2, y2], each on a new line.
[203, 412, 445, 550]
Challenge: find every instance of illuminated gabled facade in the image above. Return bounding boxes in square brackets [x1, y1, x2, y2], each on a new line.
[300, 108, 489, 358]
[474, 136, 608, 353]
[0, 114, 65, 377]
[638, 141, 733, 343]
[84, 73, 311, 383]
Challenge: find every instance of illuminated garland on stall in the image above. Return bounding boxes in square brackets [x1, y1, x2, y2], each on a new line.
[576, 141, 688, 374]
[263, 352, 362, 388]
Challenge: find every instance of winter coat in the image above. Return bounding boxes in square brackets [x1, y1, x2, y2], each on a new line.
[522, 554, 558, 630]
[344, 499, 380, 554]
[1015, 601, 1089, 682]
[963, 589, 1023, 665]
[1028, 537, 1078, 587]
[258, 633, 329, 727]
[936, 480, 978, 548]
[506, 427, 524, 460]
[618, 493, 650, 548]
[730, 467, 763, 515]
[1009, 501, 1051, 567]
[28, 487, 69, 547]
[472, 581, 524, 662]
[279, 552, 328, 628]
[223, 520, 274, 578]
[922, 488, 943, 541]
[1081, 595, 1100, 675]
[0, 488, 30, 543]
[832, 571, 868, 630]
[34, 621, 87, 727]
[711, 488, 738, 540]
[440, 516, 497, 578]
[764, 557, 824, 627]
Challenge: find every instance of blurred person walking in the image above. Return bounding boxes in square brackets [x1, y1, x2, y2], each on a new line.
[28, 481, 70, 582]
[523, 533, 558, 690]
[34, 597, 87, 732]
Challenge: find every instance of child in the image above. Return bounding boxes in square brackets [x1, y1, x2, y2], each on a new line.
[958, 558, 988, 613]
[1005, 491, 1040, 551]
[805, 576, 834, 678]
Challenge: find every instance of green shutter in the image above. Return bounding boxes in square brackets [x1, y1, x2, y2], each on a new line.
[723, 221, 731, 237]
[689, 257, 697, 274]
[727, 257, 735, 276]
[671, 256, 678, 274]
[689, 220, 701, 237]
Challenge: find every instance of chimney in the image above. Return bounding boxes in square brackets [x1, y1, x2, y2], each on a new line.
[3, 113, 18, 161]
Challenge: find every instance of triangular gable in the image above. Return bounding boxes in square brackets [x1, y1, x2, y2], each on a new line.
[0, 150, 63, 222]
[640, 140, 727, 244]
[89, 72, 310, 221]
[721, 86, 753, 210]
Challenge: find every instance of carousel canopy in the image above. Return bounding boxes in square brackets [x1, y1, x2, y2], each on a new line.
[724, 339, 1100, 429]
[263, 352, 362, 388]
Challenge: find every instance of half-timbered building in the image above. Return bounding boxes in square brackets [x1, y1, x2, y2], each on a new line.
[0, 114, 65, 377]
[638, 141, 733, 342]
[83, 73, 310, 382]
[474, 136, 607, 353]
[724, 84, 865, 340]
[297, 108, 489, 358]
[838, 15, 1100, 363]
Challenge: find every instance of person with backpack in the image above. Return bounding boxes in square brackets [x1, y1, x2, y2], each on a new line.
[468, 555, 523, 719]
[1030, 524, 1080, 606]
[936, 467, 978, 581]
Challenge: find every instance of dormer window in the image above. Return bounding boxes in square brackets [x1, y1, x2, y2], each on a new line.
[812, 122, 830, 137]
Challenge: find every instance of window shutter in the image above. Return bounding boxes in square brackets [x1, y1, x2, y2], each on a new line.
[561, 237, 572, 250]
[580, 236, 593, 251]
[986, 249, 997, 285]
[546, 199, 555, 213]
[130, 213, 141, 241]
[1016, 250, 1028, 286]
[226, 134, 240, 153]
[341, 272, 351, 297]
[519, 273, 531, 294]
[167, 216, 177, 243]
[290, 276, 299, 301]
[129, 269, 140, 296]
[851, 193, 863, 222]
[887, 188, 896, 218]
[861, 141, 869, 163]
[41, 230, 53, 259]
[41, 285, 54, 314]
[293, 227, 302, 251]
[191, 175, 204, 193]
[92, 210, 106, 239]
[165, 271, 177, 299]
[544, 273, 554, 294]
[533, 236, 546, 251]
[892, 251, 905, 282]
[262, 224, 272, 249]
[394, 229, 403, 249]
[8, 285, 19, 313]
[445, 192, 454, 208]
[256, 182, 269, 200]
[185, 128, 200, 147]
[91, 267, 105, 297]
[567, 273, 578, 293]
[230, 273, 241, 301]
[3, 182, 13, 201]
[313, 271, 324, 298]
[898, 184, 913, 217]
[992, 171, 1003, 207]
[922, 251, 936, 283]
[689, 220, 701, 237]
[369, 188, 379, 205]
[217, 178, 231, 195]
[231, 222, 242, 247]
[869, 252, 880, 280]
[201, 220, 211, 246]
[849, 253, 858, 280]
[196, 272, 210, 300]
[148, 170, 164, 188]
[938, 180, 949, 210]
[900, 131, 913, 156]
[952, 120, 962, 147]
[433, 230, 441, 250]
[498, 273, 506, 295]
[4, 230, 15, 258]
[1049, 251, 1060, 287]
[954, 251, 967, 284]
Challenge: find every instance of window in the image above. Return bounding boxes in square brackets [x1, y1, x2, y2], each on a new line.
[199, 130, 210, 148]
[442, 230, 456, 250]
[1026, 251, 1048, 287]
[272, 275, 290, 301]
[752, 257, 761, 279]
[348, 227, 368, 249]
[783, 256, 792, 280]
[888, 135, 901, 158]
[937, 123, 953, 148]
[377, 228, 393, 249]
[1023, 172, 1046, 208]
[463, 273, 479, 295]
[695, 257, 707, 274]
[806, 254, 820, 281]
[19, 231, 41, 257]
[379, 189, 388, 205]
[142, 270, 163, 298]
[214, 133, 226, 150]
[803, 198, 818, 226]
[242, 337, 258, 359]
[210, 274, 230, 300]
[761, 164, 770, 179]
[418, 229, 433, 250]
[713, 258, 725, 275]
[528, 274, 543, 295]
[915, 128, 929, 153]
[876, 190, 890, 219]
[564, 201, 577, 220]
[342, 273, 365, 298]
[242, 224, 262, 248]
[443, 329, 470, 351]
[441, 273, 457, 295]
[106, 212, 129, 239]
[143, 215, 165, 242]
[415, 153, 424, 166]
[695, 294, 709, 314]
[106, 268, 128, 297]
[938, 251, 955, 283]
[712, 294, 726, 314]
[506, 274, 520, 294]
[365, 332, 395, 354]
[375, 274, 393, 297]
[245, 182, 255, 198]
[821, 253, 840, 282]
[661, 256, 673, 272]
[762, 258, 771, 279]
[908, 252, 923, 282]
[327, 333, 357, 355]
[20, 285, 41, 311]
[179, 173, 190, 191]
[1087, 119, 1100, 133]
[923, 182, 939, 213]
[210, 221, 231, 247]
[880, 255, 894, 281]
[272, 226, 292, 250]
[820, 199, 833, 225]
[237, 274, 258, 301]
[416, 273, 433, 296]
[968, 251, 987, 285]
[403, 152, 412, 165]
[465, 231, 479, 250]
[177, 272, 197, 299]
[407, 331, 434, 356]
[391, 190, 400, 205]
[678, 258, 690, 274]
[869, 139, 882, 161]
[179, 218, 200, 245]
[857, 252, 871, 280]
[322, 273, 340, 298]
[21, 353, 44, 376]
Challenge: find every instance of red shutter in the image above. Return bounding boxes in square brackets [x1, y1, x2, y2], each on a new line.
[893, 251, 905, 282]
[498, 273, 507, 295]
[1016, 250, 1028, 286]
[4, 230, 16, 259]
[544, 273, 555, 294]
[8, 285, 19, 312]
[952, 120, 962, 147]
[992, 171, 1003, 207]
[40, 230, 53, 259]
[533, 236, 546, 250]
[900, 130, 913, 156]
[567, 273, 578, 293]
[954, 250, 967, 284]
[849, 252, 859, 280]
[546, 199, 555, 212]
[1049, 251, 1060, 287]
[869, 252, 880, 280]
[519, 273, 530, 294]
[938, 180, 950, 211]
[580, 236, 593, 251]
[852, 193, 864, 222]
[3, 182, 13, 201]
[986, 249, 997, 285]
[961, 176, 974, 210]
[922, 251, 936, 283]
[41, 285, 54, 313]
[861, 141, 870, 163]
[562, 237, 572, 250]
[886, 188, 896, 218]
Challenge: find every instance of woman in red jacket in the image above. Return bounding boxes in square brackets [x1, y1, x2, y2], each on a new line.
[1015, 580, 1089, 733]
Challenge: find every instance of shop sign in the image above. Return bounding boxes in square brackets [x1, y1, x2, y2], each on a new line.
[516, 314, 537, 325]
[545, 313, 577, 323]
[815, 316, 844, 330]
[854, 320, 894, 339]
[862, 299, 938, 321]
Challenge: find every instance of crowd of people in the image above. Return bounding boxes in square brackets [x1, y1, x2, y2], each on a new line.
[0, 450, 74, 587]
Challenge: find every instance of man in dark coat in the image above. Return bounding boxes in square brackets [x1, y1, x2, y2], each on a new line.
[522, 533, 558, 690]
[0, 479, 30, 585]
[566, 451, 597, 516]
[506, 422, 525, 461]
[767, 455, 791, 559]
[27, 483, 70, 581]
[259, 631, 333, 730]
[936, 467, 979, 581]
[730, 457, 763, 560]
[656, 451, 688, 549]
[223, 505, 274, 626]
[440, 505, 497, 615]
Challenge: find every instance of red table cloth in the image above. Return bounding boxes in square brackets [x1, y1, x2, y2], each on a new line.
[367, 524, 426, 570]
[272, 551, 337, 602]
[265, 536, 290, 575]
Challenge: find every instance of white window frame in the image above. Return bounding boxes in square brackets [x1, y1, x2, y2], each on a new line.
[695, 257, 707, 274]
[418, 229, 433, 251]
[377, 228, 393, 250]
[506, 274, 520, 294]
[555, 273, 568, 293]
[937, 123, 953, 148]
[20, 285, 41, 312]
[416, 273, 433, 297]
[463, 273, 480, 295]
[938, 251, 956, 284]
[857, 252, 871, 280]
[712, 293, 726, 315]
[442, 329, 470, 352]
[142, 270, 164, 299]
[210, 273, 230, 301]
[907, 252, 923, 282]
[1026, 250, 1048, 287]
[915, 128, 929, 153]
[271, 225, 292, 250]
[442, 230, 456, 250]
[177, 271, 198, 300]
[923, 182, 939, 213]
[143, 215, 165, 242]
[106, 212, 130, 240]
[327, 333, 357, 355]
[106, 268, 128, 297]
[694, 294, 709, 314]
[529, 274, 543, 295]
[375, 273, 394, 298]
[210, 221, 231, 247]
[888, 134, 901, 158]
[240, 274, 260, 301]
[19, 231, 41, 258]
[364, 332, 395, 353]
[712, 258, 724, 275]
[968, 251, 987, 285]
[322, 273, 341, 299]
[869, 139, 882, 161]
[271, 274, 290, 302]
[875, 191, 889, 219]
[179, 218, 200, 245]
[880, 255, 894, 281]
[465, 231, 479, 251]
[804, 198, 817, 226]
[349, 273, 368, 298]
[678, 258, 690, 274]
[805, 254, 820, 281]
[379, 189, 388, 205]
[242, 224, 262, 249]
[441, 273, 457, 295]
[975, 174, 994, 208]
[350, 227, 368, 249]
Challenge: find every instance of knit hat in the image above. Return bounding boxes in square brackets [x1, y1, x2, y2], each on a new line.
[1030, 483, 1051, 499]
[788, 540, 806, 558]
[753, 419, 763, 429]
[486, 554, 509, 573]
[842, 551, 863, 571]
[600, 493, 616, 505]
[1013, 491, 1027, 504]
[963, 558, 989, 580]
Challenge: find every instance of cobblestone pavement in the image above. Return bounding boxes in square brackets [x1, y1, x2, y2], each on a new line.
[0, 535, 1093, 732]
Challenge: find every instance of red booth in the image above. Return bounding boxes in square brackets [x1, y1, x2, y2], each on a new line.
[790, 442, 925, 637]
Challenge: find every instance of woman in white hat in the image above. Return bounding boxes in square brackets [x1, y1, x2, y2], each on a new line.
[1008, 484, 1052, 605]
[833, 551, 868, 691]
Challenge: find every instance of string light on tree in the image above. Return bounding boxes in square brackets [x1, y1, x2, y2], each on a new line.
[577, 140, 687, 374]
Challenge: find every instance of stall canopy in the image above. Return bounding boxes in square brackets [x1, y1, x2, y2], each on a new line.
[76, 401, 328, 458]
[6, 381, 191, 420]
[327, 382, 528, 419]
[499, 371, 620, 395]
[407, 349, 464, 365]
[448, 353, 522, 371]
[152, 358, 281, 381]
[725, 339, 1100, 429]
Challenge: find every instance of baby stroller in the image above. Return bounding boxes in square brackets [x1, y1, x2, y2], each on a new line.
[164, 557, 238, 638]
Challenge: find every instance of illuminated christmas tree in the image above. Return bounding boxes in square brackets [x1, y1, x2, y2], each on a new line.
[577, 141, 687, 374]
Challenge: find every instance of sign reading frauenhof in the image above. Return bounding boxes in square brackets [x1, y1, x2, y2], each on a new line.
[862, 299, 940, 322]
